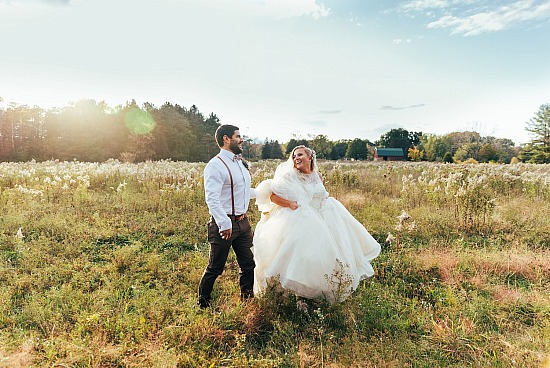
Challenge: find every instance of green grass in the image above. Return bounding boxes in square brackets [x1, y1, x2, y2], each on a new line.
[0, 160, 548, 367]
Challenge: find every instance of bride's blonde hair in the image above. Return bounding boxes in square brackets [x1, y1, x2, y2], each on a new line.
[291, 145, 317, 171]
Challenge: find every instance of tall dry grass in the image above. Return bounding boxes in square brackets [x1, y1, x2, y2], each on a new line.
[0, 159, 548, 367]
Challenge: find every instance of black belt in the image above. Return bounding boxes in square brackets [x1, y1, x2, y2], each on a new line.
[227, 214, 246, 221]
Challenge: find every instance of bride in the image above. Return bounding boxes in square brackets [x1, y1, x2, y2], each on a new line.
[252, 145, 381, 302]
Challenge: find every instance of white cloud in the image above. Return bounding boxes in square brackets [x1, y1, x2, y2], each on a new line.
[381, 104, 426, 110]
[319, 110, 343, 114]
[0, 0, 69, 4]
[399, 0, 450, 12]
[0, 0, 74, 20]
[230, 0, 330, 19]
[392, 38, 412, 44]
[427, 0, 550, 35]
[398, 0, 487, 13]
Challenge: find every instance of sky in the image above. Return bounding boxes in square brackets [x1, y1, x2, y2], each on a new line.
[1, 0, 549, 145]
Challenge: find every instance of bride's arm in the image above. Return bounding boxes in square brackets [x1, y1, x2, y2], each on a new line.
[270, 193, 299, 210]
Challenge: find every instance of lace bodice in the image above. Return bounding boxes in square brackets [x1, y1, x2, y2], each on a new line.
[297, 171, 320, 184]
[298, 172, 328, 210]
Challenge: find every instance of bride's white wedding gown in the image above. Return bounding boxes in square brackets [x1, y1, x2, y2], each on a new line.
[252, 162, 381, 302]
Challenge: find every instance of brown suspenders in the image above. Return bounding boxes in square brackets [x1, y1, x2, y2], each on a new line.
[216, 156, 235, 216]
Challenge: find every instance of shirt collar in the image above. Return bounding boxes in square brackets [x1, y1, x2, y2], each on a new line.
[219, 149, 235, 161]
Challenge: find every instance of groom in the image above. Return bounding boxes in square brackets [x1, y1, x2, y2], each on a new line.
[197, 124, 256, 309]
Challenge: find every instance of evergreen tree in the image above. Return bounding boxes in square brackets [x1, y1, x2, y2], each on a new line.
[261, 139, 283, 159]
[519, 103, 550, 163]
[270, 140, 284, 159]
[285, 138, 309, 155]
[152, 102, 194, 161]
[261, 139, 272, 159]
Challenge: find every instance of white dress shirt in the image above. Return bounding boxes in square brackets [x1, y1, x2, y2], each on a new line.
[204, 149, 256, 231]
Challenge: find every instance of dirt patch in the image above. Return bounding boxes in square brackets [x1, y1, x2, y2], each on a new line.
[0, 340, 34, 368]
[415, 248, 461, 283]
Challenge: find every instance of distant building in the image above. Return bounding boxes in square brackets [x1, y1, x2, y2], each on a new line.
[374, 147, 405, 161]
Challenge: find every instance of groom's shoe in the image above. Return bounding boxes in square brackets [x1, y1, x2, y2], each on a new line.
[197, 296, 211, 309]
[240, 289, 254, 301]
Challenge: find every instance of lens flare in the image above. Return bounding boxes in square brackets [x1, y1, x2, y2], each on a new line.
[124, 107, 156, 134]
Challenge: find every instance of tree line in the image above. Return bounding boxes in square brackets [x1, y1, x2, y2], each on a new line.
[0, 99, 220, 163]
[1, 99, 548, 164]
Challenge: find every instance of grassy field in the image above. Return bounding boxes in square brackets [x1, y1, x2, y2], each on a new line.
[0, 159, 548, 367]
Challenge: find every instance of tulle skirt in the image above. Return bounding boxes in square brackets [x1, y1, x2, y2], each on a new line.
[252, 197, 380, 302]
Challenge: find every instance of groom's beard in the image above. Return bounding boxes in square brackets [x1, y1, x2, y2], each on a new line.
[230, 141, 243, 155]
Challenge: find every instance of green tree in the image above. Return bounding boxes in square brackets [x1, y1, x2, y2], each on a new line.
[478, 143, 499, 163]
[330, 140, 349, 160]
[152, 102, 194, 161]
[422, 134, 452, 162]
[453, 142, 481, 162]
[484, 137, 517, 163]
[261, 139, 283, 159]
[270, 140, 284, 159]
[116, 100, 157, 162]
[346, 138, 369, 160]
[171, 104, 219, 162]
[447, 131, 481, 156]
[84, 100, 125, 161]
[378, 128, 422, 160]
[285, 138, 309, 155]
[0, 103, 46, 161]
[261, 139, 272, 159]
[519, 103, 550, 163]
[309, 134, 332, 159]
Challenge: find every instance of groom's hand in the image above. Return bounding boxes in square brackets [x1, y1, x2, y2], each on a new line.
[220, 228, 232, 240]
